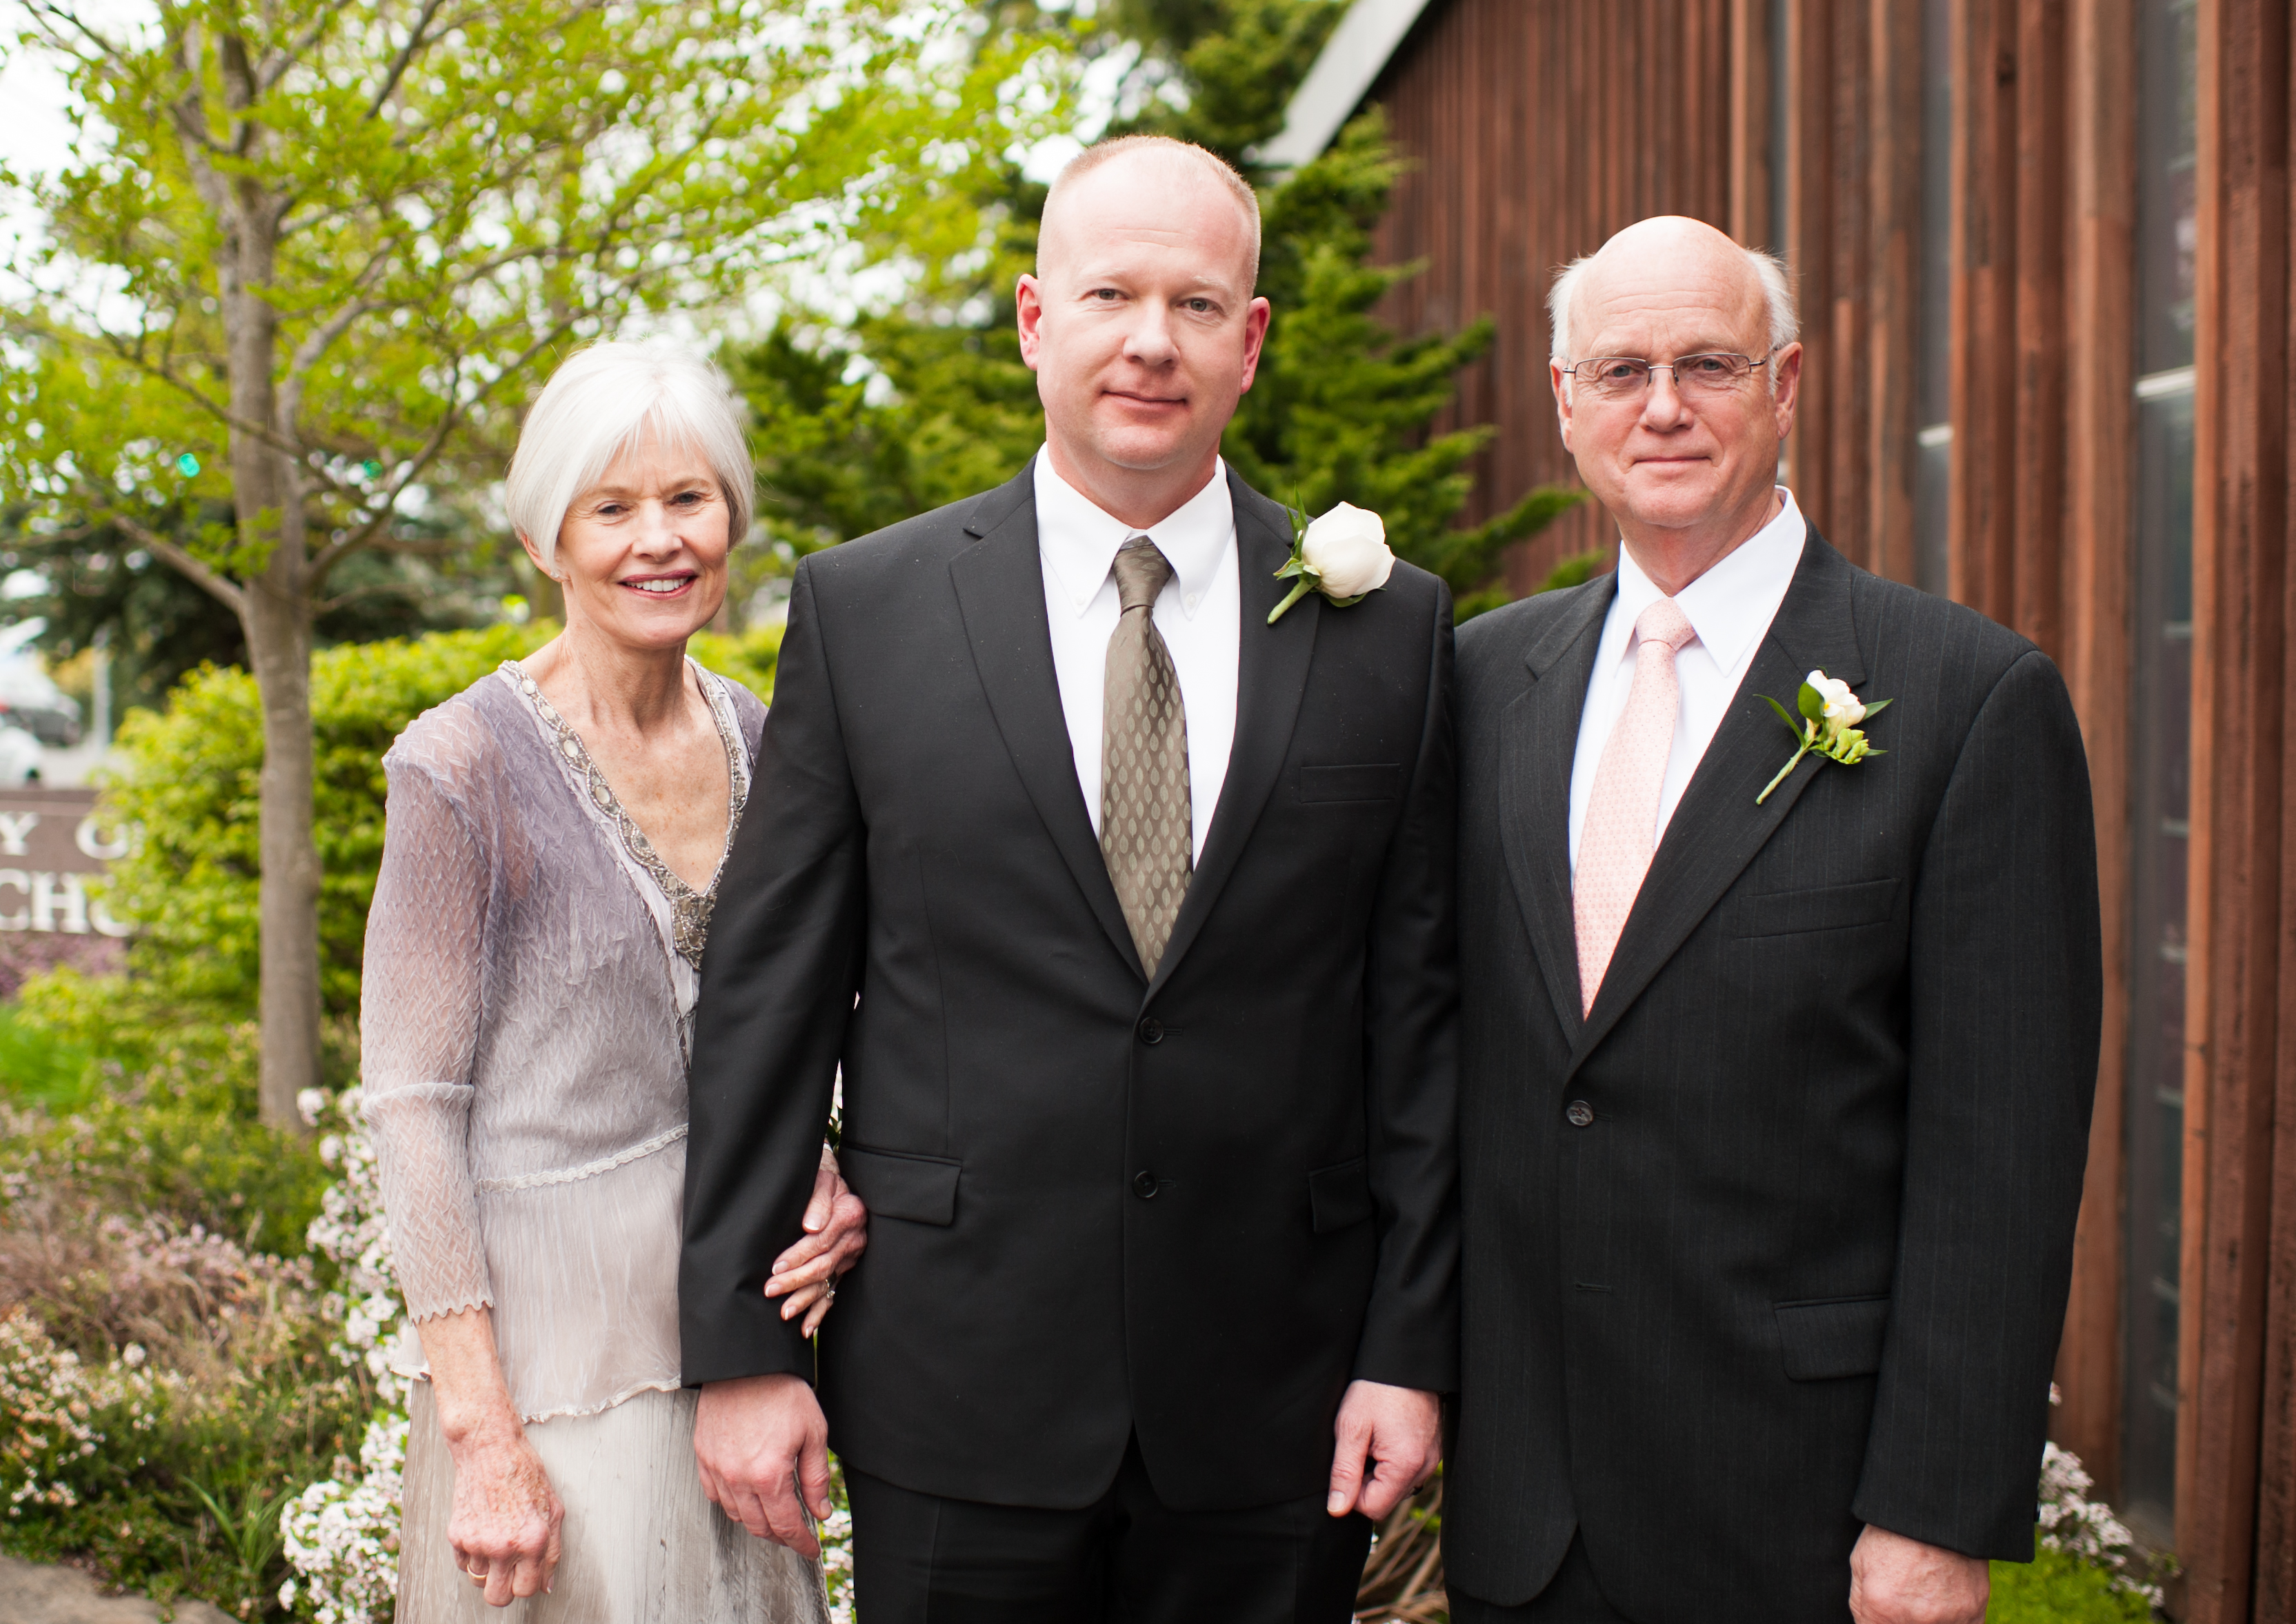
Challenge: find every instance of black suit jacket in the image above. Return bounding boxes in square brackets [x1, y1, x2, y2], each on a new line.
[680, 462, 1460, 1511]
[1444, 530, 2100, 1622]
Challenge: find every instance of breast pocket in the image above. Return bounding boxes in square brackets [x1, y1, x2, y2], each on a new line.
[1298, 763, 1402, 803]
[1732, 878, 1900, 939]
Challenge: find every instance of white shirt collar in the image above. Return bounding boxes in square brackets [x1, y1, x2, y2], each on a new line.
[1034, 452, 1235, 620]
[1610, 488, 1807, 672]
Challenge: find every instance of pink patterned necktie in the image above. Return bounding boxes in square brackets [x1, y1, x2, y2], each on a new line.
[1574, 598, 1697, 1016]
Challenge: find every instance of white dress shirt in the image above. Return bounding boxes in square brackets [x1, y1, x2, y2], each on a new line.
[1035, 453, 1240, 863]
[1568, 488, 1808, 871]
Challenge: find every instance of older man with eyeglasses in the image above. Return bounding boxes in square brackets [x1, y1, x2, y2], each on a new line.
[1443, 215, 2102, 1624]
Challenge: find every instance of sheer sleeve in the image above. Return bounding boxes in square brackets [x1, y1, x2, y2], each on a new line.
[361, 721, 494, 1323]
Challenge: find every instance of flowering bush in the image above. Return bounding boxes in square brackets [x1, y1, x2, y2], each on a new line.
[0, 1307, 170, 1520]
[277, 1087, 408, 1624]
[0, 1065, 372, 1617]
[2037, 1416, 2172, 1609]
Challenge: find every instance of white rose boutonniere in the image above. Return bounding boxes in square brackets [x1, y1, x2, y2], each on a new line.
[1268, 501, 1396, 624]
[1755, 669, 1893, 803]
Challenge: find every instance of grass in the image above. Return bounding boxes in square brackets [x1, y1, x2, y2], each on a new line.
[0, 999, 91, 1110]
[1988, 1546, 2157, 1622]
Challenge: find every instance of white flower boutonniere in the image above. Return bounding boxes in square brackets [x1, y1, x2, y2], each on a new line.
[1268, 501, 1395, 624]
[1755, 670, 1893, 804]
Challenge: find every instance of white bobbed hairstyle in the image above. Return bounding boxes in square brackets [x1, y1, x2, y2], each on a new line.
[505, 340, 753, 568]
[1547, 241, 1799, 377]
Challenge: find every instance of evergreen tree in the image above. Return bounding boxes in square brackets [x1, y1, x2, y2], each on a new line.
[739, 0, 1585, 617]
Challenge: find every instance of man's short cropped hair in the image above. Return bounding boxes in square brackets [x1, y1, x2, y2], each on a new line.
[1041, 135, 1263, 292]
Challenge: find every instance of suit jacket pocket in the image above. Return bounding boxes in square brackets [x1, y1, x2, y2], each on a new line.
[1309, 1156, 1373, 1233]
[1299, 763, 1403, 803]
[1733, 878, 1901, 939]
[839, 1143, 961, 1227]
[1774, 1294, 1891, 1380]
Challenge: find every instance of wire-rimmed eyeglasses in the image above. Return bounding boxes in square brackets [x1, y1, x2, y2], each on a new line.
[1562, 352, 1775, 401]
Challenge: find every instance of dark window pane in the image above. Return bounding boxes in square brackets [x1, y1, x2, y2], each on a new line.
[2122, 381, 2193, 1546]
[2136, 0, 2199, 373]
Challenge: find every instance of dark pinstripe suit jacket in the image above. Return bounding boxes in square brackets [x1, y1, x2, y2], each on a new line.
[1444, 528, 2101, 1622]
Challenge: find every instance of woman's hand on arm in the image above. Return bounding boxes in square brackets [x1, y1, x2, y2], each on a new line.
[419, 1308, 564, 1607]
[763, 1145, 869, 1336]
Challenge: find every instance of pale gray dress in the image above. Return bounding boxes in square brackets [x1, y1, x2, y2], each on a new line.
[361, 659, 826, 1624]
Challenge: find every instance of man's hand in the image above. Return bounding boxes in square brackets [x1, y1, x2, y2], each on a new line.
[1849, 1524, 1989, 1624]
[1326, 1380, 1441, 1521]
[694, 1373, 832, 1558]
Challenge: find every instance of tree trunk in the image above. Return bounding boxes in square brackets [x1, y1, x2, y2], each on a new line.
[205, 63, 321, 1132]
[248, 541, 321, 1132]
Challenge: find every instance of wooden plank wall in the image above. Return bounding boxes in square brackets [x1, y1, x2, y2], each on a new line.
[2188, 1, 2294, 1617]
[1367, 1, 2296, 1611]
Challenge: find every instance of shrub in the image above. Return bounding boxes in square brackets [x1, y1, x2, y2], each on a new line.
[0, 1116, 369, 1620]
[1988, 1545, 2157, 1621]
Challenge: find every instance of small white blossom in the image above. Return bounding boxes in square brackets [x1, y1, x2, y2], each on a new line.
[1806, 670, 1866, 727]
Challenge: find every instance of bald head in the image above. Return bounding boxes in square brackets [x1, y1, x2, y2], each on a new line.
[1548, 216, 1795, 366]
[1039, 137, 1262, 295]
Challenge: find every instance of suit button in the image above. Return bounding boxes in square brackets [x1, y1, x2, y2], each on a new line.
[1132, 1170, 1159, 1199]
[1137, 1016, 1164, 1045]
[1566, 1101, 1595, 1128]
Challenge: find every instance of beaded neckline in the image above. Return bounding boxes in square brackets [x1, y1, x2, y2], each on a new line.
[501, 659, 750, 970]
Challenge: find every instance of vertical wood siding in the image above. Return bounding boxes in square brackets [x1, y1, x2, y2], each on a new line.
[1360, 0, 2296, 1608]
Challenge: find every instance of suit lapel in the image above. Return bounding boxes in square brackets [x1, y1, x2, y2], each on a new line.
[948, 464, 1144, 978]
[1497, 577, 1617, 1040]
[1147, 474, 1318, 997]
[1568, 528, 1867, 1074]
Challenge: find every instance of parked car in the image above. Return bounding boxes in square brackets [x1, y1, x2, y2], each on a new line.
[0, 716, 43, 785]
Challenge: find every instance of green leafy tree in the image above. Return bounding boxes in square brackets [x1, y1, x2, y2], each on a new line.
[741, 0, 1581, 613]
[0, 0, 1042, 1124]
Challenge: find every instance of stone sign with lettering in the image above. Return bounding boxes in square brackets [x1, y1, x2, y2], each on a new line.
[0, 785, 133, 998]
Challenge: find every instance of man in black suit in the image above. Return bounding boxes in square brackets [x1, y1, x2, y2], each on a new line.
[678, 135, 1459, 1621]
[1444, 215, 2101, 1624]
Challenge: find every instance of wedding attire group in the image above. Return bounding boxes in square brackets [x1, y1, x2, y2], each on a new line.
[357, 165, 2103, 1624]
[681, 452, 1459, 1616]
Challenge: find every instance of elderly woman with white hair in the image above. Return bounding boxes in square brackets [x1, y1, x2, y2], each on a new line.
[360, 341, 863, 1621]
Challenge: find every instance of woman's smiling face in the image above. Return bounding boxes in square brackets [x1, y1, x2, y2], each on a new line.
[538, 432, 732, 650]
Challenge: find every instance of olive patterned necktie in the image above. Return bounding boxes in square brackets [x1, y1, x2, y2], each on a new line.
[1101, 537, 1192, 978]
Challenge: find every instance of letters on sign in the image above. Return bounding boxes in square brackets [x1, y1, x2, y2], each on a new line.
[0, 869, 132, 936]
[0, 793, 141, 939]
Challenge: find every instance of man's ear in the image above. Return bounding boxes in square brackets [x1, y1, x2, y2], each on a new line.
[1236, 297, 1272, 393]
[1769, 341, 1804, 438]
[1550, 360, 1575, 453]
[1016, 274, 1046, 372]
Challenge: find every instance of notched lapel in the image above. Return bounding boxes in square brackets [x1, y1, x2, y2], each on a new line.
[1497, 579, 1615, 1040]
[948, 468, 1144, 978]
[1148, 478, 1318, 996]
[1569, 530, 1866, 1072]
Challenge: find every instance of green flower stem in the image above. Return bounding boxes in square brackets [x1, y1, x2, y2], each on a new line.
[1267, 579, 1316, 625]
[1757, 739, 1815, 804]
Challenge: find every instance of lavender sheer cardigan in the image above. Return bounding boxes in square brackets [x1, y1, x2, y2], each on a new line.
[360, 661, 763, 1422]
